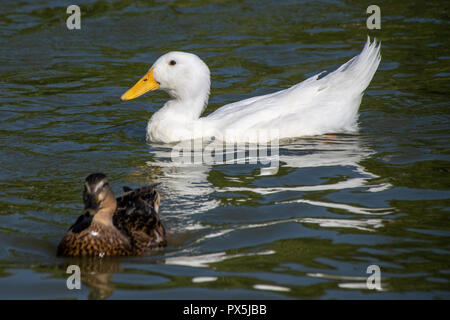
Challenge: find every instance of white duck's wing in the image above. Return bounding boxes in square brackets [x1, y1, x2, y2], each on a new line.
[205, 37, 381, 138]
[205, 77, 319, 132]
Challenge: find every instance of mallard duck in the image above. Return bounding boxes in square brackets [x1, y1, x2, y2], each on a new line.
[57, 173, 166, 257]
[121, 37, 381, 143]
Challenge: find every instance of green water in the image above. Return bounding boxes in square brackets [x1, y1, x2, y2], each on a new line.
[0, 0, 449, 299]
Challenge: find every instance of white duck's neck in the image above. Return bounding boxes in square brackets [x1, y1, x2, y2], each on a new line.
[156, 85, 210, 122]
[164, 95, 208, 121]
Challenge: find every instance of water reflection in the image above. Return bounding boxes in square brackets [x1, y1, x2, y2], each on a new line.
[145, 135, 394, 267]
[145, 144, 221, 235]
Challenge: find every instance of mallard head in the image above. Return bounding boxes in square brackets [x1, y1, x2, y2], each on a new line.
[120, 51, 210, 101]
[84, 173, 117, 225]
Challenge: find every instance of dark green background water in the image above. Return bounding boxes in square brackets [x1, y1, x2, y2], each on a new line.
[0, 0, 449, 299]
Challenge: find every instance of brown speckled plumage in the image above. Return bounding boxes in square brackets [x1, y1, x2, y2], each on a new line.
[57, 173, 166, 257]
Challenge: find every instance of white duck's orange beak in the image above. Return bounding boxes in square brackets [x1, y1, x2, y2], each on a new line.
[121, 69, 160, 101]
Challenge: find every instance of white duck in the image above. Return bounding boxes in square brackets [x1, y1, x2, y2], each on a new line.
[121, 37, 381, 144]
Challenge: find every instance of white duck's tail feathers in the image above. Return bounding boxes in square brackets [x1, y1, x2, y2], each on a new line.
[283, 37, 381, 134]
[288, 37, 381, 105]
[325, 36, 381, 94]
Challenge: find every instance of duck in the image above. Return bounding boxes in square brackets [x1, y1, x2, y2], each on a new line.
[57, 173, 166, 257]
[120, 37, 381, 144]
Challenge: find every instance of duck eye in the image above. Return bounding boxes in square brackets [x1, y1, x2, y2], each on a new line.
[169, 60, 176, 66]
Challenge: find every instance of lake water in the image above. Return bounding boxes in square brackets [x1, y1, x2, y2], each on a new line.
[0, 0, 449, 299]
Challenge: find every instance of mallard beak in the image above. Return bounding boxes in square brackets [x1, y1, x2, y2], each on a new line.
[121, 69, 160, 101]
